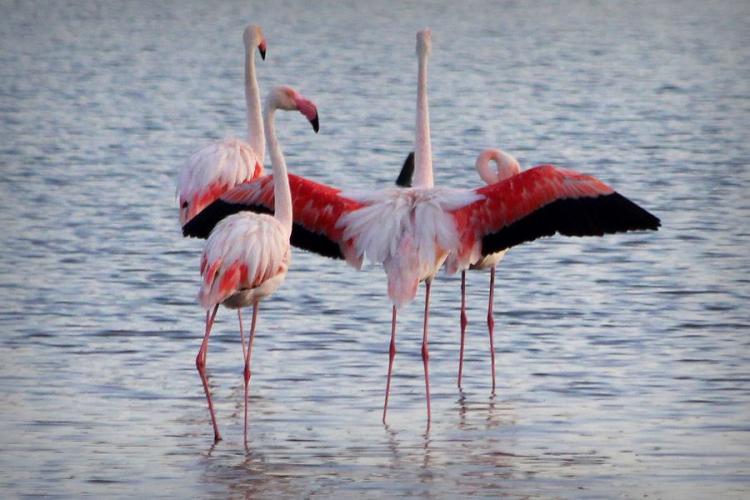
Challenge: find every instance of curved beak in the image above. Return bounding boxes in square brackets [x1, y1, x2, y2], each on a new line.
[258, 40, 267, 60]
[294, 95, 319, 133]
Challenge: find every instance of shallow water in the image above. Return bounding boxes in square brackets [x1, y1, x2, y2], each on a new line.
[1, 0, 749, 497]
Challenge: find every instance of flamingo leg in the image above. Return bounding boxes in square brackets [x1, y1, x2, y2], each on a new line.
[196, 305, 221, 442]
[238, 309, 247, 361]
[243, 301, 259, 444]
[458, 270, 468, 388]
[488, 265, 496, 394]
[422, 279, 432, 427]
[200, 310, 209, 365]
[382, 305, 398, 424]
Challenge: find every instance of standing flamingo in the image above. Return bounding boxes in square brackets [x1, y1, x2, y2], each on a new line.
[394, 149, 521, 391]
[183, 29, 660, 425]
[177, 24, 267, 227]
[195, 85, 319, 443]
[178, 24, 266, 376]
[390, 149, 518, 392]
[457, 149, 520, 392]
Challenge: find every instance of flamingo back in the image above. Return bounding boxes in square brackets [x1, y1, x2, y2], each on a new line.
[198, 212, 289, 309]
[338, 187, 482, 307]
[178, 138, 263, 225]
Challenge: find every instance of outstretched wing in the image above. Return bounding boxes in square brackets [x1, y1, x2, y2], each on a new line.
[449, 164, 660, 270]
[183, 174, 364, 261]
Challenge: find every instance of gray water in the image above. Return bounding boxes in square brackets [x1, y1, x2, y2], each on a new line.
[1, 0, 749, 498]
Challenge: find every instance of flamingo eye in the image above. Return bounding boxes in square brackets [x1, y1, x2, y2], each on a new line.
[181, 201, 188, 208]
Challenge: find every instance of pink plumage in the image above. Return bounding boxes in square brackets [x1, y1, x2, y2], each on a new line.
[192, 84, 320, 444]
[198, 212, 290, 309]
[177, 25, 267, 227]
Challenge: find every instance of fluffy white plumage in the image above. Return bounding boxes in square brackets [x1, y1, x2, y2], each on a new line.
[198, 212, 289, 309]
[178, 138, 262, 226]
[338, 187, 482, 307]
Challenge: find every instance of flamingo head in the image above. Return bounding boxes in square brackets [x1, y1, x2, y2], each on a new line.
[417, 28, 432, 57]
[243, 24, 266, 60]
[267, 86, 319, 133]
[475, 148, 522, 185]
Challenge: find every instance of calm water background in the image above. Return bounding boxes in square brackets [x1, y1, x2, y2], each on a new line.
[1, 0, 749, 497]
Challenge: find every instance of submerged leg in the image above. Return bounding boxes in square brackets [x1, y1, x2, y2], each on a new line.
[196, 305, 221, 442]
[422, 279, 432, 427]
[458, 270, 468, 388]
[487, 266, 496, 394]
[243, 302, 259, 443]
[382, 305, 398, 424]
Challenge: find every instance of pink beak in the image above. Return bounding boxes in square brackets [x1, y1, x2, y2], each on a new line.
[294, 95, 319, 133]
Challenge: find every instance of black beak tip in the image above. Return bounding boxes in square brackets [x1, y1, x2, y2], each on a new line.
[311, 115, 319, 133]
[259, 47, 266, 60]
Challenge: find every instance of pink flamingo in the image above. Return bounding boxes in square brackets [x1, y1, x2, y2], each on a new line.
[178, 24, 265, 380]
[457, 149, 521, 392]
[195, 85, 319, 443]
[183, 29, 660, 425]
[391, 149, 520, 393]
[177, 25, 267, 227]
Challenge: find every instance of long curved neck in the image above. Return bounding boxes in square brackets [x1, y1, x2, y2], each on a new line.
[413, 50, 433, 188]
[245, 46, 265, 165]
[263, 105, 292, 237]
[475, 149, 521, 185]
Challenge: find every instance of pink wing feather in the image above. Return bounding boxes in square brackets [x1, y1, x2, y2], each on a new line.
[187, 174, 364, 264]
[448, 164, 660, 271]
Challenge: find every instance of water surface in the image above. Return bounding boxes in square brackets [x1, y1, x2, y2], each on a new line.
[1, 0, 749, 497]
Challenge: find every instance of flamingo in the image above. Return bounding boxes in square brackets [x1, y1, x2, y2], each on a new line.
[393, 149, 520, 393]
[178, 24, 266, 375]
[457, 149, 521, 392]
[195, 85, 319, 443]
[177, 24, 267, 227]
[182, 29, 660, 425]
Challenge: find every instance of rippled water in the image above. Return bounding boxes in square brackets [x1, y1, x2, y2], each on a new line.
[1, 0, 749, 497]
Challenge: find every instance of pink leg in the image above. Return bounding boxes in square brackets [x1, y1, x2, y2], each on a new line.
[196, 305, 221, 442]
[238, 309, 247, 360]
[488, 266, 496, 394]
[200, 310, 209, 365]
[422, 279, 432, 427]
[243, 302, 259, 444]
[382, 305, 397, 424]
[458, 270, 468, 388]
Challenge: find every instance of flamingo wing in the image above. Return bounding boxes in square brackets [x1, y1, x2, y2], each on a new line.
[449, 164, 660, 270]
[183, 174, 364, 261]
